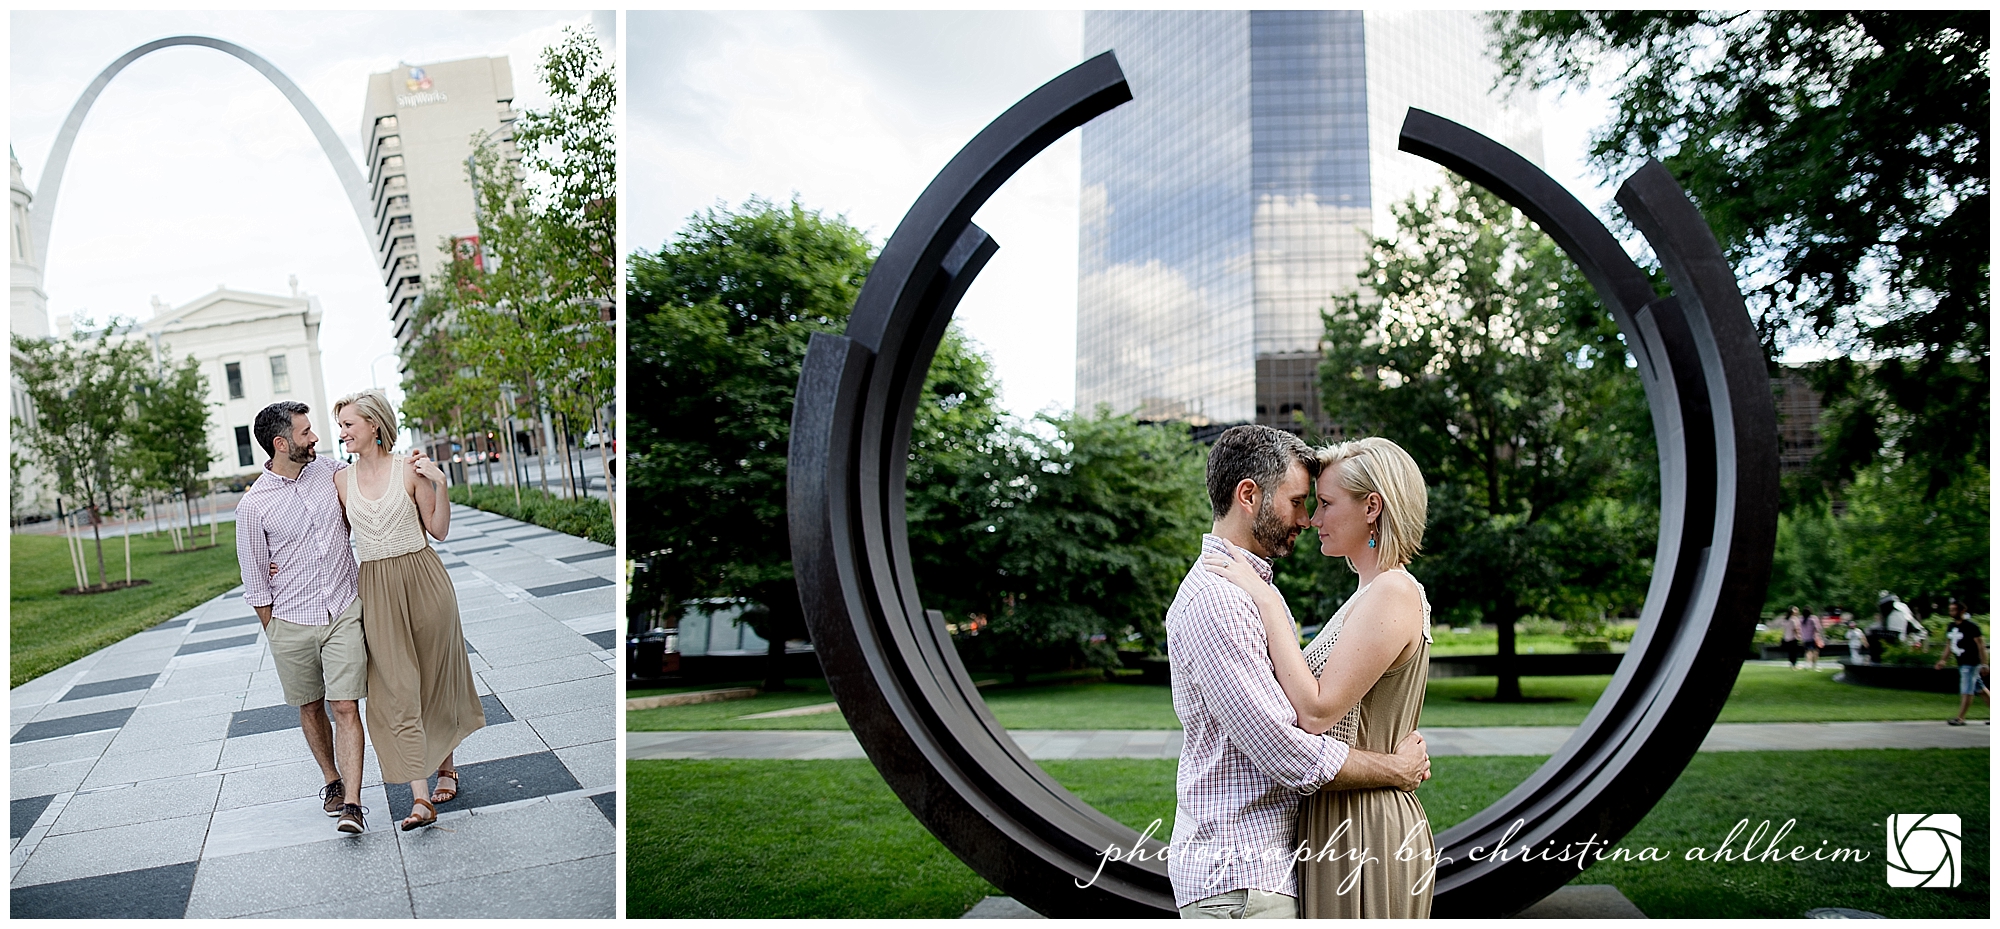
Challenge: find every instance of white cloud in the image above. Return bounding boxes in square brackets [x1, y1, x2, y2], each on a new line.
[627, 10, 1085, 418]
[1077, 257, 1255, 425]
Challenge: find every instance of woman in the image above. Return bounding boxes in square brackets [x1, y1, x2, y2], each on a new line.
[1801, 609, 1824, 672]
[1205, 437, 1433, 918]
[333, 389, 486, 830]
[1781, 607, 1805, 669]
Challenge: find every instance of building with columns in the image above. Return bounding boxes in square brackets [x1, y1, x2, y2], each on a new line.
[11, 149, 53, 517]
[138, 286, 335, 480]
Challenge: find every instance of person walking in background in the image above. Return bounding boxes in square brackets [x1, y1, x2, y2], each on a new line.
[1802, 609, 1825, 671]
[1780, 607, 1805, 669]
[1934, 599, 1988, 726]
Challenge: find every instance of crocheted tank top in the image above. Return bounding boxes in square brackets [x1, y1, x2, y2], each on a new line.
[1299, 568, 1433, 745]
[344, 454, 429, 563]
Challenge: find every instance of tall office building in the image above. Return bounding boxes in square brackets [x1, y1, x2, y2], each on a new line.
[360, 56, 518, 354]
[1077, 11, 1542, 437]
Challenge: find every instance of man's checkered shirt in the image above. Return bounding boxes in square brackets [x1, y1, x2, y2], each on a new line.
[1165, 534, 1350, 906]
[234, 456, 358, 626]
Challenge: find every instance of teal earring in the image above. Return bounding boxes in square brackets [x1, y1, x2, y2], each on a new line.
[1368, 524, 1377, 549]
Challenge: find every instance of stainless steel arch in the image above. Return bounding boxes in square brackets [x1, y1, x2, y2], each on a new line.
[28, 35, 372, 270]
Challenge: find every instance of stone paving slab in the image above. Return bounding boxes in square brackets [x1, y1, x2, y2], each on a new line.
[628, 720, 1989, 761]
[9, 504, 615, 918]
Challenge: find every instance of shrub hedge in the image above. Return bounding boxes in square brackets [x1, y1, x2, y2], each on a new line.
[450, 482, 612, 544]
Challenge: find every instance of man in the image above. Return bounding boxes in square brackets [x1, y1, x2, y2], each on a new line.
[1779, 608, 1803, 669]
[235, 401, 369, 833]
[1934, 600, 1988, 726]
[1167, 425, 1429, 918]
[1800, 609, 1823, 671]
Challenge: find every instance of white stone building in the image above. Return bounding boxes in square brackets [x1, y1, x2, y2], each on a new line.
[138, 286, 334, 481]
[11, 149, 53, 517]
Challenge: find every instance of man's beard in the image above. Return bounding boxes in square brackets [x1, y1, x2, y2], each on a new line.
[1252, 494, 1301, 560]
[287, 441, 316, 465]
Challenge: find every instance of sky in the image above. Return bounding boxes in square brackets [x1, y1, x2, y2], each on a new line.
[9, 9, 613, 419]
[12, 11, 1631, 429]
[628, 10, 1622, 419]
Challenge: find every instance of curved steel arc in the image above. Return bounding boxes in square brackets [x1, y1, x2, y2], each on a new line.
[30, 35, 372, 270]
[788, 72, 1776, 918]
[791, 52, 1171, 917]
[1396, 111, 1777, 915]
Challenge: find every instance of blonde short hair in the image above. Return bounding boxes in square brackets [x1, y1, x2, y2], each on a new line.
[333, 388, 399, 452]
[1315, 436, 1428, 570]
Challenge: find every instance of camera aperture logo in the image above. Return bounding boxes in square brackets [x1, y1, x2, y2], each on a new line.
[1885, 814, 1960, 888]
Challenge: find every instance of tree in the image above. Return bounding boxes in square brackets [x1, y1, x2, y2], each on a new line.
[1318, 177, 1657, 699]
[1766, 462, 1989, 617]
[910, 409, 1210, 683]
[12, 324, 154, 588]
[402, 24, 615, 506]
[131, 353, 217, 551]
[628, 197, 1001, 690]
[1492, 11, 1989, 499]
[512, 24, 616, 305]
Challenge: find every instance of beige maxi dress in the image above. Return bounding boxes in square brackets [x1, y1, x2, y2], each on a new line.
[346, 454, 485, 783]
[1296, 568, 1433, 918]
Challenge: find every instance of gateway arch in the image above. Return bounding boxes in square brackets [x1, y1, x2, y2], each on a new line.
[27, 34, 373, 270]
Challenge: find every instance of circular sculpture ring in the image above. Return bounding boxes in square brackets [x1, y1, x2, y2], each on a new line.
[788, 52, 1778, 917]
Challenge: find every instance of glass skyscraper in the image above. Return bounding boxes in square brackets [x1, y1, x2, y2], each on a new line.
[1076, 11, 1542, 437]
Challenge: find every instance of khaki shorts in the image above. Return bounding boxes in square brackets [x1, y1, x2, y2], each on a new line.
[266, 597, 367, 706]
[1179, 889, 1297, 919]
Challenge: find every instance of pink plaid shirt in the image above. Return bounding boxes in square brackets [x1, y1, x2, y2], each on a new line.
[235, 456, 357, 626]
[1166, 534, 1350, 906]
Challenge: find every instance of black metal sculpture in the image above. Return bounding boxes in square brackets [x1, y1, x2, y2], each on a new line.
[788, 51, 1777, 917]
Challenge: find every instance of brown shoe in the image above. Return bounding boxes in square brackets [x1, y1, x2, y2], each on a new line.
[336, 803, 367, 834]
[430, 766, 459, 805]
[321, 779, 345, 817]
[400, 797, 438, 831]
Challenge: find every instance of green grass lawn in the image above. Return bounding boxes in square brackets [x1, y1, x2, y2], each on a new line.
[1426, 627, 1626, 656]
[627, 678, 850, 730]
[628, 662, 1986, 731]
[627, 674, 1185, 731]
[630, 749, 1986, 918]
[10, 527, 243, 687]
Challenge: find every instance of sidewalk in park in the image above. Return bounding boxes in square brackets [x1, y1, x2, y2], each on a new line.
[9, 505, 617, 919]
[628, 720, 1989, 761]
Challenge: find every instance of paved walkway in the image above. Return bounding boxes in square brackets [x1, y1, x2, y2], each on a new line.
[629, 720, 1988, 761]
[10, 505, 616, 919]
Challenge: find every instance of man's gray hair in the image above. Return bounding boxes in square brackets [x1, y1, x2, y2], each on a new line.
[1205, 425, 1317, 519]
[253, 401, 311, 457]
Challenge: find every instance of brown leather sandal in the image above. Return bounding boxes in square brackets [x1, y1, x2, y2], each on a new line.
[431, 766, 460, 804]
[400, 797, 437, 831]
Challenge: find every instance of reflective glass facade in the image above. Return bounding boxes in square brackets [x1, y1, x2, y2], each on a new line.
[1078, 11, 1253, 426]
[1078, 11, 1540, 437]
